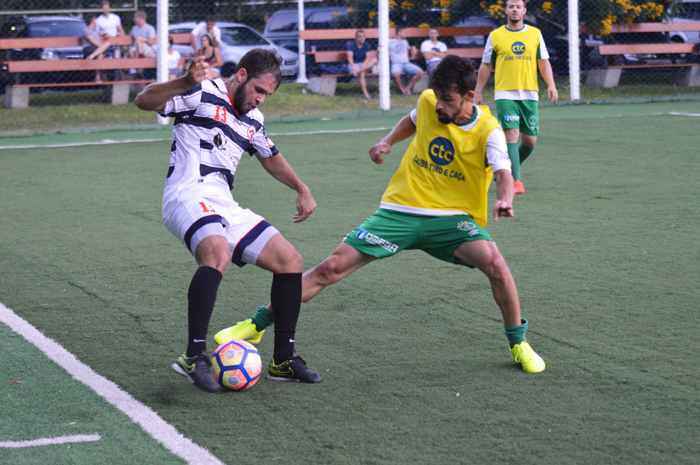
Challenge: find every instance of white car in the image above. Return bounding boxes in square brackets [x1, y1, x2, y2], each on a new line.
[668, 0, 700, 44]
[168, 21, 299, 79]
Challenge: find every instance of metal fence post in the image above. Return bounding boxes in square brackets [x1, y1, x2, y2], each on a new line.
[568, 0, 580, 101]
[379, 0, 390, 110]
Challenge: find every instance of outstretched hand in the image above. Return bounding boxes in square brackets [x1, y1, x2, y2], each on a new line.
[492, 199, 514, 221]
[368, 142, 391, 164]
[186, 56, 210, 86]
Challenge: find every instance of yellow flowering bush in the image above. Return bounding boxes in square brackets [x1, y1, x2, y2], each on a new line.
[343, 0, 673, 36]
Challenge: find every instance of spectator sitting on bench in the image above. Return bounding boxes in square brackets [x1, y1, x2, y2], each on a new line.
[167, 36, 183, 80]
[128, 10, 156, 59]
[96, 1, 124, 58]
[83, 14, 112, 82]
[200, 34, 223, 79]
[420, 27, 448, 76]
[389, 26, 424, 96]
[190, 16, 221, 50]
[347, 29, 378, 100]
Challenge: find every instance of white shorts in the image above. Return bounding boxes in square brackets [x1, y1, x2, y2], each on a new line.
[162, 186, 279, 267]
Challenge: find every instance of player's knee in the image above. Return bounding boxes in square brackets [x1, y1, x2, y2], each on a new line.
[276, 248, 303, 274]
[482, 250, 510, 281]
[313, 255, 345, 286]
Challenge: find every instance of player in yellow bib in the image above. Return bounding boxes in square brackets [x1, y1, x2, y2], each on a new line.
[216, 55, 546, 373]
[474, 0, 558, 194]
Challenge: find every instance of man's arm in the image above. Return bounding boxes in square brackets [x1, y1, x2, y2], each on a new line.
[257, 154, 317, 223]
[346, 50, 356, 71]
[147, 28, 157, 46]
[492, 169, 515, 221]
[473, 62, 493, 106]
[368, 114, 417, 164]
[537, 59, 558, 103]
[86, 32, 101, 47]
[134, 56, 208, 111]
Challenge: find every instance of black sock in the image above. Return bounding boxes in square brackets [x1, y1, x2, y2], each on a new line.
[271, 273, 302, 364]
[186, 266, 223, 356]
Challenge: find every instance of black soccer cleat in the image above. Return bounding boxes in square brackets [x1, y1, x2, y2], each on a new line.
[172, 352, 220, 393]
[268, 353, 322, 384]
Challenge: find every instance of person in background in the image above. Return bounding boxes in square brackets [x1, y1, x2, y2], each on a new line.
[389, 26, 424, 96]
[190, 16, 221, 51]
[474, 0, 558, 195]
[346, 29, 378, 100]
[95, 1, 124, 58]
[200, 34, 222, 79]
[420, 27, 448, 76]
[83, 14, 112, 82]
[128, 10, 156, 58]
[167, 36, 183, 80]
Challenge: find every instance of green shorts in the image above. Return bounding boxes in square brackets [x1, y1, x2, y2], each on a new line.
[343, 209, 493, 268]
[495, 99, 539, 136]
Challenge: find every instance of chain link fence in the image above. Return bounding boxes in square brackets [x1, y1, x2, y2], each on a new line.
[1, 0, 698, 134]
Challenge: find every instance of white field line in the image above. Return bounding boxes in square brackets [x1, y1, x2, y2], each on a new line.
[0, 434, 101, 448]
[668, 112, 700, 117]
[0, 127, 392, 150]
[0, 302, 224, 465]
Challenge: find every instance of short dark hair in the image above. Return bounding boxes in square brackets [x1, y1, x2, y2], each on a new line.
[168, 35, 174, 46]
[85, 13, 96, 24]
[205, 15, 217, 23]
[356, 29, 365, 37]
[235, 48, 283, 87]
[395, 26, 405, 34]
[431, 55, 477, 96]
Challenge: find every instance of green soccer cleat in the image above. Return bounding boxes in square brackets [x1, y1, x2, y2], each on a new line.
[268, 354, 322, 384]
[214, 319, 265, 346]
[510, 342, 546, 373]
[171, 352, 220, 393]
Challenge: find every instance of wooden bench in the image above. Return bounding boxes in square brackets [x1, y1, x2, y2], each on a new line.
[1, 33, 191, 108]
[299, 27, 492, 96]
[584, 22, 700, 87]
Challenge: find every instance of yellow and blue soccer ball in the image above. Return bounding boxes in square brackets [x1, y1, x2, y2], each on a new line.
[211, 340, 262, 391]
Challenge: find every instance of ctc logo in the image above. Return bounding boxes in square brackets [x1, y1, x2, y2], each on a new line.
[428, 137, 455, 166]
[511, 42, 526, 55]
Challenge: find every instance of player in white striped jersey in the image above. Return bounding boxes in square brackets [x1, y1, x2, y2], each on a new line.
[135, 49, 322, 391]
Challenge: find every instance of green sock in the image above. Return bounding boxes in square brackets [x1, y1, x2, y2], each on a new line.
[519, 143, 535, 164]
[507, 143, 520, 180]
[504, 318, 528, 348]
[251, 306, 274, 331]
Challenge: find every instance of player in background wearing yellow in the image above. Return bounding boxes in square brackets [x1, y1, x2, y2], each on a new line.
[474, 0, 558, 194]
[217, 55, 546, 373]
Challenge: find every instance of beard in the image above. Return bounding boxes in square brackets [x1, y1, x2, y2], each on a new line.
[232, 81, 250, 115]
[436, 111, 454, 124]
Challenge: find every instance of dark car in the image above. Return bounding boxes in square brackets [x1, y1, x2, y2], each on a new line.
[1, 15, 88, 92]
[263, 7, 349, 53]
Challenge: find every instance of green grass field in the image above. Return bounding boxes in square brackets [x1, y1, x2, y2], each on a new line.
[1, 76, 699, 135]
[1, 100, 699, 464]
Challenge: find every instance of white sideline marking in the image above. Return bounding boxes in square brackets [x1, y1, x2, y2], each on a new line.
[0, 302, 224, 465]
[0, 434, 101, 448]
[0, 127, 391, 150]
[668, 112, 700, 117]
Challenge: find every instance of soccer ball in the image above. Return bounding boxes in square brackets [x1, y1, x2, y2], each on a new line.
[211, 340, 262, 391]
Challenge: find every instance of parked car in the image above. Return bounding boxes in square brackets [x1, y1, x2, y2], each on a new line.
[0, 15, 88, 93]
[262, 7, 349, 53]
[169, 21, 298, 79]
[668, 0, 700, 44]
